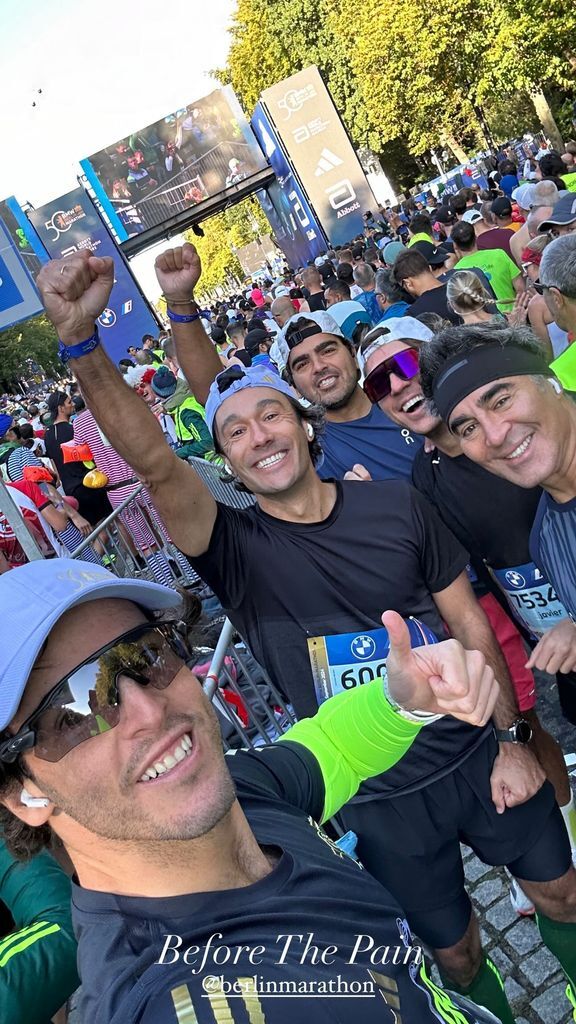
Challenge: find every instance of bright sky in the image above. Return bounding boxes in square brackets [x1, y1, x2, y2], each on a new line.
[0, 0, 235, 297]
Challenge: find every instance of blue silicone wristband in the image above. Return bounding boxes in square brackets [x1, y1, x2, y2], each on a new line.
[58, 327, 100, 363]
[166, 309, 203, 324]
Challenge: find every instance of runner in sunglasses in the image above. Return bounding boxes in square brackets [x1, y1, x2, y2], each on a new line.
[33, 248, 552, 1022]
[0, 558, 499, 1024]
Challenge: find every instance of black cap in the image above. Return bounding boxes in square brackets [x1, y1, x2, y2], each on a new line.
[435, 207, 456, 225]
[491, 196, 512, 218]
[410, 241, 450, 266]
[244, 328, 270, 357]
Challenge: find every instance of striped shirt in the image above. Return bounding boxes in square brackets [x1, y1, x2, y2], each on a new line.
[530, 492, 576, 618]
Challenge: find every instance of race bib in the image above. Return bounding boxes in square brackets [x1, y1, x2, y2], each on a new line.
[489, 561, 569, 640]
[307, 619, 437, 706]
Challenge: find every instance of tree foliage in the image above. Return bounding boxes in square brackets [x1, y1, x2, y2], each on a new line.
[0, 315, 59, 388]
[185, 199, 272, 293]
[219, 0, 576, 161]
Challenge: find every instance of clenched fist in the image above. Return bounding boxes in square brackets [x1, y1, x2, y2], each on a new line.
[37, 251, 115, 344]
[154, 242, 202, 302]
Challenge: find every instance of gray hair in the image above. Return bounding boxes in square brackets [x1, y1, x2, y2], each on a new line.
[353, 263, 375, 288]
[540, 235, 576, 299]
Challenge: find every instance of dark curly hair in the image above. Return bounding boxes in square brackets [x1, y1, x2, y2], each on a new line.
[0, 592, 202, 861]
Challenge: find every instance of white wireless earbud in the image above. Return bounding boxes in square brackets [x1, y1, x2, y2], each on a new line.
[223, 461, 233, 475]
[306, 423, 314, 441]
[549, 378, 563, 395]
[20, 788, 49, 809]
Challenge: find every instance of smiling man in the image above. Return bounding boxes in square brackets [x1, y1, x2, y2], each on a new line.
[0, 558, 499, 1024]
[419, 322, 576, 626]
[32, 249, 576, 1024]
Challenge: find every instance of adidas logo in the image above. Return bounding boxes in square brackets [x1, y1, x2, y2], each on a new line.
[314, 148, 343, 176]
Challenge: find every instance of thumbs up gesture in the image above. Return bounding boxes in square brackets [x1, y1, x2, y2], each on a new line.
[382, 611, 498, 726]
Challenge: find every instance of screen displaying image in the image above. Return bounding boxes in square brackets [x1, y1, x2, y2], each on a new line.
[82, 87, 267, 237]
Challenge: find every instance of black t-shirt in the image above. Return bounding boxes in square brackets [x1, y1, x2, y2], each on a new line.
[44, 421, 85, 493]
[307, 291, 327, 312]
[411, 448, 542, 572]
[71, 742, 484, 1024]
[191, 480, 485, 796]
[406, 284, 460, 324]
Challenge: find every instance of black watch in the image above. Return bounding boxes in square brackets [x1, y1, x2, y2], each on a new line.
[495, 719, 533, 745]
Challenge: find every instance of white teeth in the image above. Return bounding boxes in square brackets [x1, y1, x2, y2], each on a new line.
[139, 733, 193, 782]
[402, 394, 424, 412]
[507, 435, 532, 459]
[317, 376, 336, 389]
[256, 452, 286, 469]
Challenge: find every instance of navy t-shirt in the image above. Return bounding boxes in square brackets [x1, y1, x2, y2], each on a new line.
[72, 742, 485, 1024]
[318, 403, 421, 481]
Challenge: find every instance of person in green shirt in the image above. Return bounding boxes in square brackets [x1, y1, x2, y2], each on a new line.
[539, 234, 576, 389]
[406, 212, 435, 248]
[451, 220, 525, 312]
[0, 837, 79, 1023]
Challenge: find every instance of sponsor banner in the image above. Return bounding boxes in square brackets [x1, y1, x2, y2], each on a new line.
[260, 67, 375, 247]
[0, 214, 43, 330]
[81, 86, 267, 239]
[251, 102, 326, 266]
[27, 188, 159, 366]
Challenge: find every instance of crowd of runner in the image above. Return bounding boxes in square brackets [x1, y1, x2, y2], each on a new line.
[1, 142, 576, 1023]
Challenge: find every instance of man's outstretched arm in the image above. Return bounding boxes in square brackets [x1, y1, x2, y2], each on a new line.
[155, 243, 223, 406]
[36, 251, 217, 557]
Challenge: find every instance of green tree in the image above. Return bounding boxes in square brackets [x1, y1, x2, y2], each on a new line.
[220, 0, 576, 179]
[0, 315, 59, 388]
[185, 199, 272, 294]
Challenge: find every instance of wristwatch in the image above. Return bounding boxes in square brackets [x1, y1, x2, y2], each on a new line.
[495, 719, 533, 744]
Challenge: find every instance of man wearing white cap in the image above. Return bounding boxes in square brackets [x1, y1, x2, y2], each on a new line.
[0, 559, 500, 1024]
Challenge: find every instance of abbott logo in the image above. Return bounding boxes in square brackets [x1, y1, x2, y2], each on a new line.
[314, 148, 343, 176]
[325, 179, 356, 210]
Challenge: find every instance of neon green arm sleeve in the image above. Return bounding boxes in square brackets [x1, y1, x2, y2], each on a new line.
[279, 678, 423, 822]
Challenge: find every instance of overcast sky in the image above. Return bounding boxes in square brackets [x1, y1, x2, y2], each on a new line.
[0, 0, 235, 296]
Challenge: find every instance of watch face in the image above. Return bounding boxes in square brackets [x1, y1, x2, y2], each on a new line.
[515, 719, 532, 743]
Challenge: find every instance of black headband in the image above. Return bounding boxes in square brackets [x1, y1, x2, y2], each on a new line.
[432, 344, 549, 423]
[286, 323, 323, 351]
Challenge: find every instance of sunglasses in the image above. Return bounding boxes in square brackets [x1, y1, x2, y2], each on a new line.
[363, 347, 420, 403]
[0, 623, 189, 764]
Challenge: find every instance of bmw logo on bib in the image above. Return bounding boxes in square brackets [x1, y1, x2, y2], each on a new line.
[350, 635, 377, 660]
[505, 570, 526, 589]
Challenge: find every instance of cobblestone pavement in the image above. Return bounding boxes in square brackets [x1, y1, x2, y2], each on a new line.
[435, 672, 575, 1024]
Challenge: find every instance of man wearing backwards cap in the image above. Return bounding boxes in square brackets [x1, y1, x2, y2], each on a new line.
[151, 244, 420, 482]
[37, 248, 544, 1022]
[0, 558, 498, 1024]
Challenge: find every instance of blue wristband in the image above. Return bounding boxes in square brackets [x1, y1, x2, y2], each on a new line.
[58, 327, 100, 363]
[166, 309, 203, 324]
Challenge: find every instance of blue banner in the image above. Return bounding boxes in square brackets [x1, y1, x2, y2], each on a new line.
[0, 214, 43, 330]
[27, 188, 159, 366]
[251, 102, 326, 267]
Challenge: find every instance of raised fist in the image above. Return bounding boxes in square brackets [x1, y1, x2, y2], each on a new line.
[37, 251, 115, 345]
[154, 242, 202, 303]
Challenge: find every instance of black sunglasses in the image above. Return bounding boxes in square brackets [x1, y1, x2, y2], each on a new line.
[363, 347, 420, 403]
[0, 622, 189, 764]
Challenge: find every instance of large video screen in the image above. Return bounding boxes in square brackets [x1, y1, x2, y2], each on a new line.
[81, 86, 267, 238]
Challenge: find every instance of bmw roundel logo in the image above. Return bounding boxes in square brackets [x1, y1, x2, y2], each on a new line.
[351, 635, 376, 660]
[98, 307, 117, 328]
[505, 570, 526, 589]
